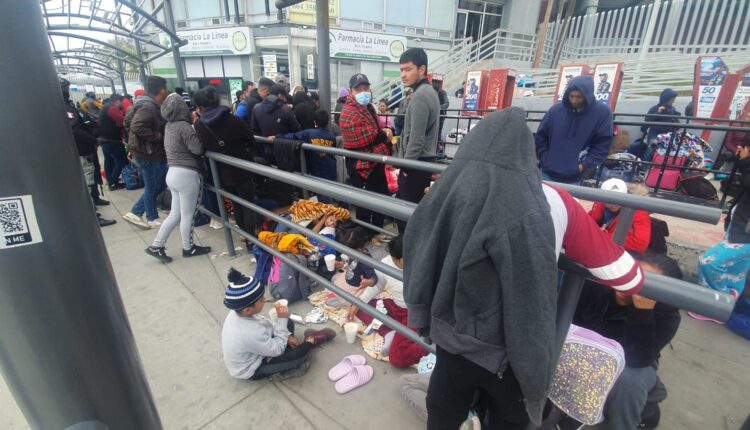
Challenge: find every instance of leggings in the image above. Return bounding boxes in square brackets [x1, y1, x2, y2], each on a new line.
[152, 167, 202, 250]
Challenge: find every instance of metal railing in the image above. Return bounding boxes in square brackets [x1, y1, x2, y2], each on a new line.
[199, 135, 736, 360]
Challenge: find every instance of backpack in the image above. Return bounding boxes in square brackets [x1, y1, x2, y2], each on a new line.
[727, 287, 750, 341]
[648, 217, 670, 254]
[645, 154, 686, 191]
[121, 163, 144, 190]
[548, 324, 625, 426]
[268, 255, 315, 303]
[252, 244, 274, 287]
[678, 172, 718, 200]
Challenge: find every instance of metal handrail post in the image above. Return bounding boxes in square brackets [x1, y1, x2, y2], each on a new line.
[611, 207, 636, 246]
[299, 148, 310, 199]
[208, 158, 235, 256]
[552, 265, 587, 367]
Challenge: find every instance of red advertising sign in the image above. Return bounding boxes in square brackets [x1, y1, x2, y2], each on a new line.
[481, 68, 517, 112]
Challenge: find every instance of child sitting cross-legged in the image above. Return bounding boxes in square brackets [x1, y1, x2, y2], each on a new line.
[325, 226, 380, 308]
[221, 268, 336, 380]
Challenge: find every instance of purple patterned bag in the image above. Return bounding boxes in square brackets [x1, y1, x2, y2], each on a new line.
[549, 324, 625, 425]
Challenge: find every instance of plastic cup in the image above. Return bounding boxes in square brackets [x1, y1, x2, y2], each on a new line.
[324, 254, 336, 271]
[344, 322, 358, 344]
[275, 299, 288, 308]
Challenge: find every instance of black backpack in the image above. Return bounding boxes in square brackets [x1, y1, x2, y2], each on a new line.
[678, 172, 718, 200]
[648, 217, 670, 254]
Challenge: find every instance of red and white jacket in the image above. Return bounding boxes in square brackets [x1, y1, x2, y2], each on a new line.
[543, 184, 644, 295]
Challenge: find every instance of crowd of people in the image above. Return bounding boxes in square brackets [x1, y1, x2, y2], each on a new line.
[58, 45, 749, 429]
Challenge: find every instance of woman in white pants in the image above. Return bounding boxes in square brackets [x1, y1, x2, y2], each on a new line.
[146, 93, 210, 262]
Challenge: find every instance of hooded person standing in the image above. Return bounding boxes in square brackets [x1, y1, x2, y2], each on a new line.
[403, 107, 643, 429]
[535, 75, 614, 184]
[145, 93, 210, 262]
[629, 88, 682, 161]
[236, 77, 273, 124]
[251, 84, 301, 164]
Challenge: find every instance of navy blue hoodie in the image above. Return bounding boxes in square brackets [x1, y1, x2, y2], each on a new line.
[535, 75, 613, 183]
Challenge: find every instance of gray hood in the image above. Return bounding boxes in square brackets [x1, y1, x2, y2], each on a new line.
[161, 93, 191, 123]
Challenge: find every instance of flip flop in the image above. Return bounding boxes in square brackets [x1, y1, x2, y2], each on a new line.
[328, 355, 367, 381]
[688, 311, 724, 324]
[335, 364, 373, 394]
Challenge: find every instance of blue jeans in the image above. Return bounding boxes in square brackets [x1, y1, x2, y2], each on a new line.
[131, 157, 168, 221]
[99, 139, 128, 185]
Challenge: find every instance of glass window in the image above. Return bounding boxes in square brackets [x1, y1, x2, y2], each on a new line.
[458, 0, 483, 12]
[455, 12, 467, 39]
[484, 3, 503, 15]
[482, 13, 502, 37]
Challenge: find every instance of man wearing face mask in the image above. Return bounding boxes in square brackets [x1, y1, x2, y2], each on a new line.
[340, 73, 394, 229]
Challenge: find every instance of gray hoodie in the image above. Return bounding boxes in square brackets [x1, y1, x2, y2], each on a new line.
[403, 107, 557, 426]
[160, 93, 205, 173]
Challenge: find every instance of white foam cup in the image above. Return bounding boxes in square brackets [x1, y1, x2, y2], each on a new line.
[344, 322, 358, 344]
[324, 254, 336, 271]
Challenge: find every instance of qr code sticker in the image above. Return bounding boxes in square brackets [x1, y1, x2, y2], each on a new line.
[1, 197, 38, 249]
[1, 200, 27, 234]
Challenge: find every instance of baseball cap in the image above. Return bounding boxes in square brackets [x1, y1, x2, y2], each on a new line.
[349, 73, 370, 89]
[269, 84, 286, 97]
[274, 73, 288, 85]
[601, 178, 628, 193]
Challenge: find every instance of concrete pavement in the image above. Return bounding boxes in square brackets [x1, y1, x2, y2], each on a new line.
[2, 185, 749, 430]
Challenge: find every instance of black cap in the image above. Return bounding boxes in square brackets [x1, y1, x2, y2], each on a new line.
[269, 84, 286, 97]
[349, 73, 370, 89]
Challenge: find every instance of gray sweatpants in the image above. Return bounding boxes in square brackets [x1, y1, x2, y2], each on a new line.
[152, 167, 202, 250]
[605, 364, 658, 430]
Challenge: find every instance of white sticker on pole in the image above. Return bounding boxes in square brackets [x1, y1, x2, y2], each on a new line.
[0, 195, 43, 249]
[696, 56, 729, 118]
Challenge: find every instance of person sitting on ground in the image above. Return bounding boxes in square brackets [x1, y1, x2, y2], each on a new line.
[568, 252, 682, 430]
[221, 268, 335, 380]
[251, 84, 301, 164]
[589, 178, 652, 255]
[145, 93, 210, 262]
[310, 211, 339, 258]
[345, 235, 429, 368]
[629, 88, 682, 161]
[535, 75, 614, 184]
[325, 226, 380, 308]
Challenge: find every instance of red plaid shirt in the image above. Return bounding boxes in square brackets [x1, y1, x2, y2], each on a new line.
[340, 95, 391, 179]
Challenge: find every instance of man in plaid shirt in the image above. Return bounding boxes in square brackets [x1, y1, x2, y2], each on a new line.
[340, 73, 394, 228]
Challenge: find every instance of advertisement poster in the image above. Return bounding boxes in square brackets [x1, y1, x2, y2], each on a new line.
[229, 79, 243, 96]
[555, 65, 584, 103]
[329, 29, 406, 63]
[288, 0, 338, 24]
[263, 54, 278, 79]
[463, 70, 483, 111]
[160, 26, 252, 57]
[729, 72, 750, 120]
[593, 64, 618, 106]
[696, 56, 729, 118]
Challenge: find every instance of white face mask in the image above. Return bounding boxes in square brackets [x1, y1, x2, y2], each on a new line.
[355, 92, 372, 106]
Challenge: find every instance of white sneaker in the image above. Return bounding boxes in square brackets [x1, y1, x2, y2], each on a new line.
[123, 212, 149, 229]
[147, 219, 162, 229]
[209, 218, 224, 229]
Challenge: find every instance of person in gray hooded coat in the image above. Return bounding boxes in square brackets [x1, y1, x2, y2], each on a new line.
[404, 107, 557, 429]
[146, 93, 211, 262]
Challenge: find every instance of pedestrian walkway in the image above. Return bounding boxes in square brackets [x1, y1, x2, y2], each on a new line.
[1, 186, 749, 429]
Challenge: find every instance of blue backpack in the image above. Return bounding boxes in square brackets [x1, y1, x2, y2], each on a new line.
[252, 244, 274, 287]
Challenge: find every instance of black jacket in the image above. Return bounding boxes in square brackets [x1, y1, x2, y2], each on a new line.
[194, 106, 256, 187]
[728, 155, 750, 243]
[573, 280, 681, 368]
[251, 97, 301, 138]
[65, 100, 98, 157]
[238, 89, 264, 124]
[293, 93, 316, 130]
[642, 89, 682, 135]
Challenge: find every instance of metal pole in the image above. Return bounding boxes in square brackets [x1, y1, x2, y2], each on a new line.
[118, 60, 128, 95]
[633, 0, 661, 86]
[163, 0, 186, 89]
[109, 78, 117, 94]
[611, 206, 635, 246]
[134, 39, 148, 85]
[552, 266, 586, 366]
[316, 0, 331, 111]
[208, 158, 236, 256]
[0, 1, 162, 429]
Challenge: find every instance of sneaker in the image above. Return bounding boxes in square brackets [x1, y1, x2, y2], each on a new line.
[147, 219, 162, 229]
[145, 246, 173, 263]
[638, 402, 660, 429]
[93, 197, 110, 206]
[98, 216, 116, 227]
[209, 218, 224, 229]
[108, 183, 126, 191]
[182, 244, 211, 257]
[122, 212, 150, 229]
[303, 328, 337, 345]
[269, 360, 311, 382]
